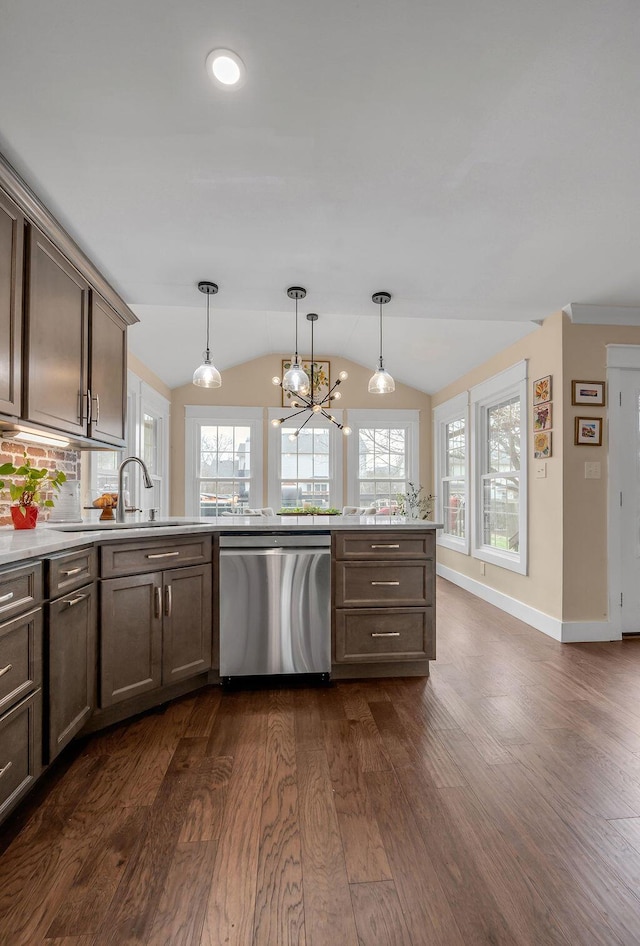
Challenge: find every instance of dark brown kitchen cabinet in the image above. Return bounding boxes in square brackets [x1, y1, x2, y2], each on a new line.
[0, 689, 42, 823]
[89, 292, 127, 446]
[25, 226, 89, 437]
[46, 582, 96, 763]
[100, 564, 212, 708]
[0, 188, 23, 417]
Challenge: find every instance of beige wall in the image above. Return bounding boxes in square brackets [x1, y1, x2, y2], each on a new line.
[128, 352, 172, 401]
[170, 354, 431, 515]
[432, 312, 564, 621]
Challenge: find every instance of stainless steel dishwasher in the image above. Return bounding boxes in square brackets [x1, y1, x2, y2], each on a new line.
[218, 532, 331, 680]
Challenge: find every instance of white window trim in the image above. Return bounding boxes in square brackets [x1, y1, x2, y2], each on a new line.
[138, 380, 170, 516]
[185, 406, 263, 516]
[267, 407, 343, 511]
[346, 409, 419, 507]
[433, 392, 469, 554]
[470, 360, 528, 575]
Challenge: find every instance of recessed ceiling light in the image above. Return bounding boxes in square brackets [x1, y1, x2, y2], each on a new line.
[206, 49, 246, 89]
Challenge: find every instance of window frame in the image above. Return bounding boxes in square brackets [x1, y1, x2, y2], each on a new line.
[470, 360, 528, 575]
[433, 392, 469, 553]
[267, 407, 344, 512]
[185, 406, 263, 516]
[346, 409, 419, 511]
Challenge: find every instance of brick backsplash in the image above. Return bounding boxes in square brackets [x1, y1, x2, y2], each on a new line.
[0, 440, 80, 526]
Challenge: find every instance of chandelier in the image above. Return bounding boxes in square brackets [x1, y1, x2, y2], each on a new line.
[271, 287, 351, 440]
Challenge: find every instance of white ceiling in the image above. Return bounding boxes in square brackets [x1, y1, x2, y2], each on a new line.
[1, 0, 639, 392]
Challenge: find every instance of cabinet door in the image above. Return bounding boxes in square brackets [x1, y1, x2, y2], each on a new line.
[0, 189, 23, 416]
[162, 564, 212, 685]
[0, 689, 42, 824]
[25, 227, 89, 436]
[100, 573, 162, 707]
[47, 583, 96, 762]
[89, 291, 127, 446]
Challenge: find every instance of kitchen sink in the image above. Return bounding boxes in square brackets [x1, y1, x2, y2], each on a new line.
[52, 520, 203, 532]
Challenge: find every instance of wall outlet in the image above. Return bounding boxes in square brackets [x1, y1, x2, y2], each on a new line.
[480, 561, 486, 576]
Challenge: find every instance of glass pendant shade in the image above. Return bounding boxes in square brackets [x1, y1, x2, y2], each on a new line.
[282, 359, 310, 395]
[368, 365, 396, 394]
[193, 352, 222, 388]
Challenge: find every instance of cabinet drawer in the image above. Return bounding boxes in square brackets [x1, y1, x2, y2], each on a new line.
[48, 546, 97, 598]
[100, 535, 212, 578]
[0, 608, 42, 715]
[335, 608, 434, 662]
[0, 688, 42, 823]
[0, 561, 43, 622]
[334, 561, 433, 607]
[334, 532, 434, 561]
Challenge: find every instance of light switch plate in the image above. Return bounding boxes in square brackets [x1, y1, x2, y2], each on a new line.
[535, 462, 547, 479]
[585, 461, 601, 479]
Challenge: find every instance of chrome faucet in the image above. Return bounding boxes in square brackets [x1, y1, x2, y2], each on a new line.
[116, 456, 154, 523]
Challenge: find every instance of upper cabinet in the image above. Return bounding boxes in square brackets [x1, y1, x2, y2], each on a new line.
[0, 153, 137, 448]
[0, 190, 24, 417]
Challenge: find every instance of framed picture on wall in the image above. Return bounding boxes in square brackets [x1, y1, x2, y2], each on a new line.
[575, 416, 602, 446]
[533, 376, 551, 404]
[571, 380, 605, 406]
[533, 402, 552, 430]
[534, 431, 551, 459]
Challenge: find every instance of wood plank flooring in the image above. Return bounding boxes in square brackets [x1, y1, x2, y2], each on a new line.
[2, 576, 640, 945]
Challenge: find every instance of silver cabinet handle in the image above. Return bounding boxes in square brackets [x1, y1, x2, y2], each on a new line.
[371, 581, 400, 586]
[61, 566, 84, 577]
[0, 664, 12, 678]
[147, 551, 180, 560]
[0, 591, 14, 604]
[0, 761, 12, 778]
[92, 393, 100, 424]
[63, 593, 87, 608]
[371, 544, 400, 549]
[85, 388, 92, 425]
[371, 632, 401, 638]
[165, 585, 172, 618]
[154, 586, 162, 618]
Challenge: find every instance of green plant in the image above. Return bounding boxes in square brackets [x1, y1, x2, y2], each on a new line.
[396, 482, 435, 520]
[0, 454, 66, 513]
[277, 506, 341, 516]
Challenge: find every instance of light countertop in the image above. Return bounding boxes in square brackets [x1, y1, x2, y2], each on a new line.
[0, 516, 441, 568]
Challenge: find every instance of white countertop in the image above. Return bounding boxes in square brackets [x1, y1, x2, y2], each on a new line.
[0, 515, 441, 568]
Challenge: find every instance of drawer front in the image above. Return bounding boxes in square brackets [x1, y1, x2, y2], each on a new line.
[0, 688, 42, 823]
[334, 561, 433, 607]
[100, 535, 212, 578]
[334, 532, 434, 561]
[48, 546, 97, 598]
[0, 608, 43, 714]
[0, 561, 43, 622]
[335, 608, 434, 662]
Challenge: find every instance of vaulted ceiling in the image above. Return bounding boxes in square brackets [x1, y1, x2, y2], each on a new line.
[1, 0, 638, 392]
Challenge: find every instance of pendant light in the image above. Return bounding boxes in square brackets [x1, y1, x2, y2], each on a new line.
[193, 280, 222, 388]
[368, 291, 395, 394]
[281, 287, 311, 395]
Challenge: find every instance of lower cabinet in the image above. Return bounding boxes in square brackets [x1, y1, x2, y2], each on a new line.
[100, 564, 212, 708]
[46, 582, 97, 762]
[0, 688, 42, 822]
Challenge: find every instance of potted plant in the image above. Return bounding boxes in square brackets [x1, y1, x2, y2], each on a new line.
[0, 455, 66, 529]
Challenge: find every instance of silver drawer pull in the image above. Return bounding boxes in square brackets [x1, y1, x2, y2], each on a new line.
[371, 581, 400, 586]
[146, 551, 180, 560]
[0, 664, 12, 678]
[0, 591, 14, 604]
[61, 566, 84, 576]
[63, 594, 87, 608]
[371, 544, 400, 549]
[371, 632, 401, 638]
[0, 761, 12, 778]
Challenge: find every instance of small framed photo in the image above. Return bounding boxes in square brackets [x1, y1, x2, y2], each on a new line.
[571, 380, 605, 406]
[574, 416, 602, 446]
[533, 376, 551, 404]
[533, 401, 552, 431]
[534, 431, 551, 459]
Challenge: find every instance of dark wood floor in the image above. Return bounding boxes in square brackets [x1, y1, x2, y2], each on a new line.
[2, 577, 640, 945]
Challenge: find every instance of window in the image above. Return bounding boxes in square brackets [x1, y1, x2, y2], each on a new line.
[433, 393, 469, 552]
[268, 409, 343, 511]
[347, 410, 419, 512]
[185, 407, 263, 516]
[471, 361, 527, 574]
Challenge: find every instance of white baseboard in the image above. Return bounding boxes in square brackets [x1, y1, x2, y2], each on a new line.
[436, 564, 620, 643]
